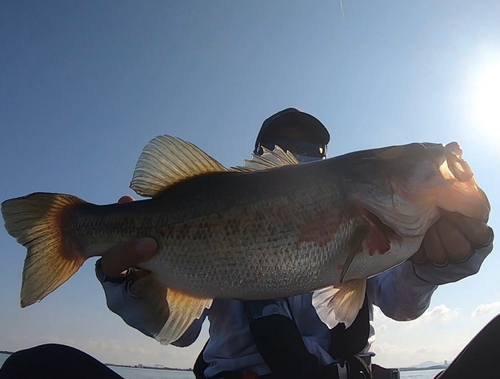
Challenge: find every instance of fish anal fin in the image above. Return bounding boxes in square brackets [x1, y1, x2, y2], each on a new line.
[130, 135, 228, 197]
[312, 279, 367, 329]
[155, 288, 213, 345]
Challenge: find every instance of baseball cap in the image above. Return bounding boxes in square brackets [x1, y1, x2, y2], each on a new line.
[254, 108, 330, 157]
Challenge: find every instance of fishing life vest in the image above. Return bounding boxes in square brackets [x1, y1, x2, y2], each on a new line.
[193, 296, 371, 379]
[244, 297, 371, 379]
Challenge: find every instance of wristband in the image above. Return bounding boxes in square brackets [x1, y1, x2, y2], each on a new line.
[95, 258, 128, 284]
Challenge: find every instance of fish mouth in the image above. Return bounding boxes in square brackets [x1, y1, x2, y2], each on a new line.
[440, 142, 473, 182]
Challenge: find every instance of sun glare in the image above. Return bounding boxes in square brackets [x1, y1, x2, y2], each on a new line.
[471, 60, 500, 138]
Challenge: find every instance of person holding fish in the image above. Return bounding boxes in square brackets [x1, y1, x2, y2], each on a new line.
[0, 109, 495, 379]
[96, 109, 496, 379]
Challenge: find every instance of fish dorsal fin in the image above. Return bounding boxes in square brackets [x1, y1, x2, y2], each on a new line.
[131, 135, 228, 197]
[312, 279, 367, 329]
[231, 146, 299, 172]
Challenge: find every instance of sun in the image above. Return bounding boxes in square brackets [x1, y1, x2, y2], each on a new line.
[471, 60, 500, 137]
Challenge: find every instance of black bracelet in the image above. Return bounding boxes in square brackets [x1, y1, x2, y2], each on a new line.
[95, 258, 127, 284]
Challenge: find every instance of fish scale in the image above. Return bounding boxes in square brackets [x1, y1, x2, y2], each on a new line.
[145, 177, 350, 298]
[2, 136, 490, 345]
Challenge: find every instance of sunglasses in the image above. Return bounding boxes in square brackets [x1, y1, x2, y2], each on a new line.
[257, 139, 326, 158]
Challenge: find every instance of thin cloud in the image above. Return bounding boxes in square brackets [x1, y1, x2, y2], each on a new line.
[377, 323, 388, 333]
[372, 306, 393, 333]
[403, 304, 460, 329]
[421, 304, 460, 323]
[372, 304, 459, 326]
[372, 306, 393, 323]
[472, 302, 500, 318]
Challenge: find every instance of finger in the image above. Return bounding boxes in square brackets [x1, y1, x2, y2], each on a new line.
[126, 276, 170, 335]
[412, 244, 428, 265]
[422, 224, 449, 266]
[128, 275, 154, 297]
[435, 217, 472, 263]
[128, 275, 168, 302]
[118, 195, 135, 204]
[101, 237, 158, 278]
[440, 210, 493, 247]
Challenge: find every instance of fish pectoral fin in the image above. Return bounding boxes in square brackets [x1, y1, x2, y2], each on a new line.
[131, 135, 229, 197]
[340, 224, 368, 282]
[312, 279, 367, 329]
[231, 146, 299, 172]
[155, 288, 213, 345]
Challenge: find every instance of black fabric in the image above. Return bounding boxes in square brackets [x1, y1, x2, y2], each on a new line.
[194, 340, 210, 379]
[329, 296, 371, 362]
[207, 360, 373, 379]
[245, 296, 371, 379]
[436, 313, 500, 379]
[0, 344, 123, 379]
[345, 356, 373, 379]
[248, 314, 322, 379]
[371, 364, 399, 379]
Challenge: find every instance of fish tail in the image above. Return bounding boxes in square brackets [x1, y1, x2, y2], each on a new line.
[2, 192, 87, 307]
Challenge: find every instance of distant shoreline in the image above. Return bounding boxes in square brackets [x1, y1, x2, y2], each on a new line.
[1, 351, 446, 372]
[0, 351, 191, 372]
[399, 365, 448, 371]
[106, 363, 191, 372]
[107, 363, 448, 373]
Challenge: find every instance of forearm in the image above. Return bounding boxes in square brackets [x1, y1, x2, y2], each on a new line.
[367, 244, 493, 321]
[367, 261, 437, 321]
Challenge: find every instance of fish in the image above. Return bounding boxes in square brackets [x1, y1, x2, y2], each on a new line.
[1, 136, 490, 345]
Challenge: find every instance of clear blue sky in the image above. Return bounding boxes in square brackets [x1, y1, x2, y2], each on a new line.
[0, 0, 498, 369]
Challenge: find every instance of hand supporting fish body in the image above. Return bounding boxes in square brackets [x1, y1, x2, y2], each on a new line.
[1, 137, 490, 344]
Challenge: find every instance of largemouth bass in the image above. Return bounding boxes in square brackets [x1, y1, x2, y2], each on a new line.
[1, 136, 490, 344]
